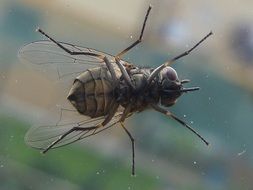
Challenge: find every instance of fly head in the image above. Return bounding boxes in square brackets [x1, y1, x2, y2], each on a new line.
[159, 66, 199, 107]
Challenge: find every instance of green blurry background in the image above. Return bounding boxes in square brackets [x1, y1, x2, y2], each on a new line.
[1, 0, 253, 189]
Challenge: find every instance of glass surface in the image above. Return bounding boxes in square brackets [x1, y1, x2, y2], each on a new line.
[1, 0, 253, 189]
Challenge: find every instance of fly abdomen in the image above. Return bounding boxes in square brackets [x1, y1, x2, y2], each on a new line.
[68, 67, 115, 118]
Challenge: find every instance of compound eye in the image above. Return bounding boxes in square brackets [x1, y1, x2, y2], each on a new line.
[161, 67, 178, 81]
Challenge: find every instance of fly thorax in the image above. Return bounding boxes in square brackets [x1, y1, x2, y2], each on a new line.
[130, 68, 151, 91]
[132, 73, 147, 91]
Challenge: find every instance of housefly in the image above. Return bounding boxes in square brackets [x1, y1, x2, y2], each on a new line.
[18, 5, 212, 175]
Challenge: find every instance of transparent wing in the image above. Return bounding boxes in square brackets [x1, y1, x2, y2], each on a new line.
[25, 100, 124, 150]
[18, 40, 119, 78]
[18, 40, 131, 150]
[18, 40, 126, 94]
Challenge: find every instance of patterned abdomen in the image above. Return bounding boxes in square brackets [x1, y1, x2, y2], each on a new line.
[67, 67, 115, 118]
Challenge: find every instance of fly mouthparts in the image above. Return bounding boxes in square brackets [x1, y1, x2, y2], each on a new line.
[163, 87, 200, 93]
[180, 87, 200, 92]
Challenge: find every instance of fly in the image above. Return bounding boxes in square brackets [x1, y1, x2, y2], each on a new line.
[18, 5, 213, 175]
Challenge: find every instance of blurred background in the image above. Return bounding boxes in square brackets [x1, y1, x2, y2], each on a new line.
[1, 0, 253, 189]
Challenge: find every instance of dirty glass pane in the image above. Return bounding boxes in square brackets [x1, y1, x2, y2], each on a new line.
[1, 1, 253, 189]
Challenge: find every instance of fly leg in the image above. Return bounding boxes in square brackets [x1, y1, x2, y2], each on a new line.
[146, 32, 213, 87]
[115, 57, 135, 89]
[42, 101, 120, 153]
[116, 5, 152, 58]
[119, 104, 135, 175]
[113, 5, 152, 89]
[120, 122, 135, 176]
[151, 104, 209, 146]
[114, 5, 151, 89]
[42, 126, 97, 154]
[36, 28, 118, 82]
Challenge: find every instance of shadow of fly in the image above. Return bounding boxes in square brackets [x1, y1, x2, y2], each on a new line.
[18, 5, 212, 175]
